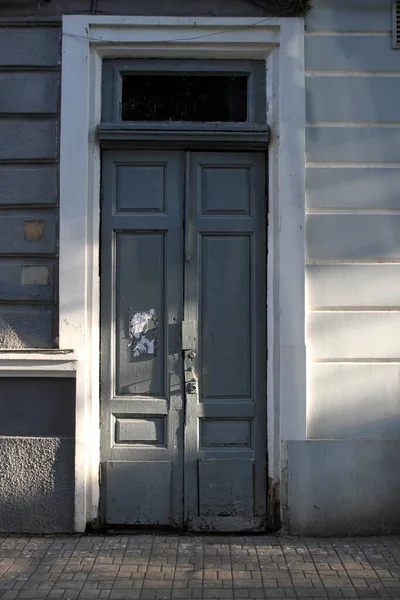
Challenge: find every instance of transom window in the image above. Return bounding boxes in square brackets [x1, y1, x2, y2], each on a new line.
[121, 73, 248, 122]
[102, 59, 266, 124]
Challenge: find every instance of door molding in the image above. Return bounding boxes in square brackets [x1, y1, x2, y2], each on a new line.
[98, 123, 270, 150]
[59, 16, 306, 531]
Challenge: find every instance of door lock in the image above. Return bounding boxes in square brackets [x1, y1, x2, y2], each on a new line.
[187, 350, 196, 359]
[187, 380, 197, 394]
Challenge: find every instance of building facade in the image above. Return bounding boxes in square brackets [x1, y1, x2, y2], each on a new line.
[0, 0, 399, 535]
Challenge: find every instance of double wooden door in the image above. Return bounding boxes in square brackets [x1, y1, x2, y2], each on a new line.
[100, 149, 267, 531]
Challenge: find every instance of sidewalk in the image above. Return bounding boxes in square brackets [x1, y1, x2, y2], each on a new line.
[0, 534, 399, 600]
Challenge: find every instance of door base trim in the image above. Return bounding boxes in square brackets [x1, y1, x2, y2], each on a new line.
[187, 517, 266, 533]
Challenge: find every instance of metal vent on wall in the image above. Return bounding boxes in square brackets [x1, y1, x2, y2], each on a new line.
[394, 0, 400, 48]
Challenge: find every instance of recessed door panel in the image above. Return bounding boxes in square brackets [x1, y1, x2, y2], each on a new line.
[116, 233, 165, 397]
[202, 235, 252, 400]
[104, 461, 172, 525]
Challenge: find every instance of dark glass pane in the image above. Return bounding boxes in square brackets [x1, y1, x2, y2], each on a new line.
[121, 74, 248, 122]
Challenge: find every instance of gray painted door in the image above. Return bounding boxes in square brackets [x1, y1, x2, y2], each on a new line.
[100, 149, 266, 531]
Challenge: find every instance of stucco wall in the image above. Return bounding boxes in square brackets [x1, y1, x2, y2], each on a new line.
[0, 378, 75, 533]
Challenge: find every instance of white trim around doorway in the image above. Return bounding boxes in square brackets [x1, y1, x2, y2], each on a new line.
[59, 16, 306, 532]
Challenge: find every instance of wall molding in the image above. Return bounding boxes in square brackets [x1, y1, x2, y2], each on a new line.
[0, 350, 77, 377]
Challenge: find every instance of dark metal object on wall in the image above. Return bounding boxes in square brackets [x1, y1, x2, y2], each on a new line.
[249, 0, 311, 16]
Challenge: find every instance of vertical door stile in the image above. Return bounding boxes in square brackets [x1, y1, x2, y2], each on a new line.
[252, 156, 268, 519]
[183, 150, 200, 526]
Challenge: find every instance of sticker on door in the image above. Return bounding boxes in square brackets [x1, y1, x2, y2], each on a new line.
[128, 308, 158, 357]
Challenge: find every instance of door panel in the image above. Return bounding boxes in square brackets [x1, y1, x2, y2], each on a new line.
[116, 233, 165, 397]
[100, 150, 184, 527]
[104, 461, 172, 525]
[202, 235, 251, 399]
[184, 152, 266, 532]
[100, 149, 266, 531]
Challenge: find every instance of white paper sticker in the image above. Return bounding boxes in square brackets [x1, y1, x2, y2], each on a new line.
[128, 309, 157, 357]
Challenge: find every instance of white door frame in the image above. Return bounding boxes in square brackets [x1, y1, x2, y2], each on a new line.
[59, 15, 306, 532]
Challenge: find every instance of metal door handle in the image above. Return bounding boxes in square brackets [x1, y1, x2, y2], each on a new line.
[184, 361, 198, 427]
[184, 364, 198, 394]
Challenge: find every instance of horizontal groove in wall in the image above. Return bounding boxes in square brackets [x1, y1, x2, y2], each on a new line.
[307, 122, 400, 128]
[0, 300, 56, 306]
[0, 436, 74, 442]
[306, 71, 400, 77]
[0, 206, 58, 214]
[312, 359, 400, 364]
[0, 159, 58, 165]
[0, 162, 58, 168]
[307, 308, 400, 313]
[0, 19, 63, 26]
[306, 258, 400, 265]
[307, 162, 400, 168]
[0, 114, 59, 120]
[0, 255, 56, 263]
[305, 31, 391, 36]
[306, 208, 400, 215]
[0, 204, 59, 210]
[0, 253, 58, 259]
[0, 67, 61, 73]
[0, 115, 58, 123]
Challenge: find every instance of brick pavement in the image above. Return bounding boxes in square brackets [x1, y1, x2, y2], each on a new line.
[0, 535, 400, 600]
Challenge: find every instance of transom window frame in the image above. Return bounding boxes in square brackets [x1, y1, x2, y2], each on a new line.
[102, 58, 267, 125]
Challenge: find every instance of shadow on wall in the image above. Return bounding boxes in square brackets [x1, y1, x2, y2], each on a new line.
[307, 362, 400, 439]
[0, 312, 55, 349]
[0, 437, 75, 534]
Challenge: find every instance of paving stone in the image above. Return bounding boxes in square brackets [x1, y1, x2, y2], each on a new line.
[1, 535, 400, 599]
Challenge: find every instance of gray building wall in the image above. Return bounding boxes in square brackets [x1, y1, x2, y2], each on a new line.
[0, 25, 60, 348]
[286, 0, 400, 536]
[0, 18, 73, 531]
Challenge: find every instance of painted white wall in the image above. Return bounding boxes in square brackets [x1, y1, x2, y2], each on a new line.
[305, 0, 400, 440]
